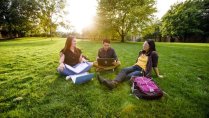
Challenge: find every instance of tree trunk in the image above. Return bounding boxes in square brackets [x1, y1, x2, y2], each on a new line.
[50, 15, 52, 41]
[8, 24, 13, 39]
[120, 30, 125, 42]
[121, 34, 125, 42]
[159, 35, 162, 42]
[50, 21, 52, 41]
[184, 34, 187, 42]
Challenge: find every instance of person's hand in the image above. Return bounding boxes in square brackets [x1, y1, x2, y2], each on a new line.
[58, 63, 65, 71]
[112, 60, 117, 65]
[82, 58, 88, 63]
[157, 75, 164, 78]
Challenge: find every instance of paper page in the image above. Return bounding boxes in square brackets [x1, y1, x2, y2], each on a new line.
[65, 63, 88, 73]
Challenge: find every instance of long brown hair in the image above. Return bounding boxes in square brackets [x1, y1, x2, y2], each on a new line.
[63, 36, 75, 52]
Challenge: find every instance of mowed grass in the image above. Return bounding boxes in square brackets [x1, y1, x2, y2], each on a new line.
[0, 37, 209, 117]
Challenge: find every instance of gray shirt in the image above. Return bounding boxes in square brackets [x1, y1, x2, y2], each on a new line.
[98, 47, 118, 61]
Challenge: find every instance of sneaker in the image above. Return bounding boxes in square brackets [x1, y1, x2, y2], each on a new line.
[97, 75, 105, 84]
[96, 68, 104, 72]
[103, 79, 117, 89]
[66, 76, 71, 80]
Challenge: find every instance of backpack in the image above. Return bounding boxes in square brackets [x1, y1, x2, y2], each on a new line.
[131, 76, 163, 100]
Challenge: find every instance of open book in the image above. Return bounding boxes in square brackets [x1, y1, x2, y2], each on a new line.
[66, 72, 94, 84]
[65, 63, 88, 74]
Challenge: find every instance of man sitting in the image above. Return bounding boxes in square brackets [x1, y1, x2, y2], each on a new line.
[93, 39, 121, 71]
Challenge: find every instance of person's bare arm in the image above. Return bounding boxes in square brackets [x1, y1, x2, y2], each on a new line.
[79, 55, 87, 63]
[59, 53, 64, 63]
[153, 67, 163, 78]
[58, 53, 65, 71]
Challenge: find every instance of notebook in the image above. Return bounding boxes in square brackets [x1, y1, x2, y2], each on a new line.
[65, 62, 88, 74]
[97, 58, 115, 66]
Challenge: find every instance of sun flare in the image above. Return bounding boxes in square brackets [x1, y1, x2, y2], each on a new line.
[66, 0, 97, 33]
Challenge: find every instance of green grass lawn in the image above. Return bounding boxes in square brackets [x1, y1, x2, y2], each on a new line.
[0, 37, 209, 117]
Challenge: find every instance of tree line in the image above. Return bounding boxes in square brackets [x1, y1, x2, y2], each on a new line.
[1, 0, 208, 42]
[0, 0, 68, 39]
[84, 0, 209, 42]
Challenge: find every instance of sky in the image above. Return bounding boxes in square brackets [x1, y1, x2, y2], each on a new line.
[155, 0, 186, 18]
[59, 0, 185, 33]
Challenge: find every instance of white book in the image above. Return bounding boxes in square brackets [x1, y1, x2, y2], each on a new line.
[65, 63, 88, 74]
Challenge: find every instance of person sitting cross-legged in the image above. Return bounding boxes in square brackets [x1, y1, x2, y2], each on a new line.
[57, 36, 93, 77]
[93, 39, 121, 71]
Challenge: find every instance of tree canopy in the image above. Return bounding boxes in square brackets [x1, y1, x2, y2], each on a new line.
[0, 0, 40, 38]
[96, 0, 156, 42]
[0, 0, 67, 38]
[161, 0, 209, 42]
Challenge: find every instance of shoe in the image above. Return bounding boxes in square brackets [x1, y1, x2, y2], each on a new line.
[97, 75, 118, 89]
[66, 75, 71, 80]
[103, 79, 117, 90]
[97, 75, 105, 84]
[96, 68, 104, 72]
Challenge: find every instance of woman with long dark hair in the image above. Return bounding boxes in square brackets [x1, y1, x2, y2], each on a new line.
[57, 36, 92, 76]
[98, 39, 163, 89]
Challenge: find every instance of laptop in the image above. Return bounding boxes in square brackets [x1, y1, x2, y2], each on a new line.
[97, 58, 115, 66]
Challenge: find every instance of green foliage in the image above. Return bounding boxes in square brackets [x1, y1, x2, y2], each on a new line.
[0, 38, 209, 117]
[97, 0, 156, 42]
[0, 0, 68, 38]
[36, 0, 67, 37]
[0, 0, 40, 37]
[161, 0, 209, 42]
[141, 19, 161, 40]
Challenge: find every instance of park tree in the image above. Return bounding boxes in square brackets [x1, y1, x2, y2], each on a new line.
[0, 0, 40, 38]
[0, 0, 68, 39]
[81, 16, 119, 40]
[141, 19, 161, 41]
[37, 0, 67, 38]
[97, 0, 156, 42]
[201, 1, 209, 41]
[95, 17, 119, 40]
[161, 0, 209, 42]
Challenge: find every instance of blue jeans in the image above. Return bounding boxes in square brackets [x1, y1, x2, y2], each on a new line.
[114, 65, 143, 82]
[57, 62, 93, 76]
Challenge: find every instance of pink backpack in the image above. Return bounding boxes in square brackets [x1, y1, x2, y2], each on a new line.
[131, 76, 163, 100]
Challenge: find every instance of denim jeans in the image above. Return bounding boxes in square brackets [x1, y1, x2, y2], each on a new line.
[57, 62, 93, 76]
[114, 65, 143, 82]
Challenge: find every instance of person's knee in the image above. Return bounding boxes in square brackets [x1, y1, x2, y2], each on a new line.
[57, 67, 62, 73]
[57, 67, 65, 75]
[121, 68, 128, 72]
[126, 74, 132, 79]
[116, 61, 121, 66]
[86, 62, 93, 67]
[93, 61, 99, 67]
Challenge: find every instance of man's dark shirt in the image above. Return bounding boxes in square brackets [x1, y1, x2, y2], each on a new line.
[98, 47, 118, 61]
